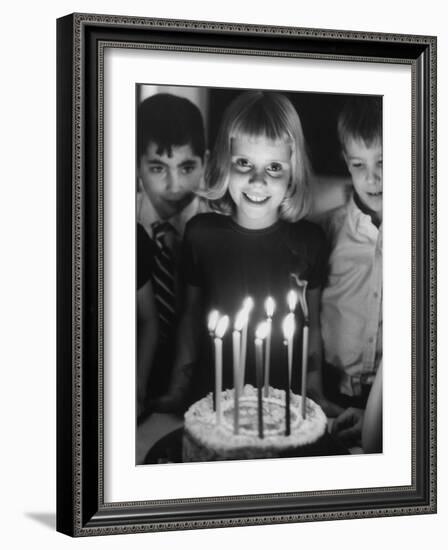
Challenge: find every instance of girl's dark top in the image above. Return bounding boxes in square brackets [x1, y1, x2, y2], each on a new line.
[180, 213, 328, 403]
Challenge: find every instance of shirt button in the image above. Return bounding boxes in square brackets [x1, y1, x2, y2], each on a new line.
[373, 292, 379, 299]
[368, 337, 374, 343]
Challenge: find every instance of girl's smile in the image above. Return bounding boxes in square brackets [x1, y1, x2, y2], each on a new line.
[242, 192, 271, 204]
[229, 136, 292, 229]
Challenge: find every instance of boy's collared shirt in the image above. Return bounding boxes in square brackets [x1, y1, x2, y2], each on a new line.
[137, 190, 203, 243]
[137, 189, 207, 316]
[320, 194, 382, 397]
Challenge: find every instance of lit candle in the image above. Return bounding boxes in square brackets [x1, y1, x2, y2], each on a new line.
[301, 321, 309, 419]
[208, 310, 220, 411]
[214, 315, 229, 425]
[208, 310, 220, 335]
[239, 297, 253, 394]
[232, 309, 246, 434]
[295, 279, 310, 419]
[282, 313, 295, 435]
[255, 321, 269, 438]
[263, 297, 275, 397]
[287, 289, 298, 313]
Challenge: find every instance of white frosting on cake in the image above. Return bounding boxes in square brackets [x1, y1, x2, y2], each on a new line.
[184, 385, 327, 457]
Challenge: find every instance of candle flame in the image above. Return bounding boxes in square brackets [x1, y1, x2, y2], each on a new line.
[265, 296, 275, 317]
[207, 310, 220, 334]
[242, 296, 254, 314]
[255, 321, 269, 341]
[282, 313, 295, 341]
[287, 290, 298, 312]
[215, 315, 229, 339]
[234, 309, 248, 332]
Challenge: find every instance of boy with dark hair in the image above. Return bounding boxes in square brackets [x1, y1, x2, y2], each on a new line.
[136, 93, 208, 421]
[320, 96, 383, 442]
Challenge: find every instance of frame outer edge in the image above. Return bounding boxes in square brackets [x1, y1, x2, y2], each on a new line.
[428, 36, 437, 513]
[58, 12, 437, 536]
[70, 11, 437, 44]
[73, 13, 84, 537]
[56, 13, 77, 537]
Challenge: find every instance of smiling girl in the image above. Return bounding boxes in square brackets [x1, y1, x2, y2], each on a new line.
[154, 91, 337, 415]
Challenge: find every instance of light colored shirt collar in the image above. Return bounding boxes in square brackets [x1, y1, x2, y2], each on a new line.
[137, 190, 200, 239]
[346, 194, 381, 241]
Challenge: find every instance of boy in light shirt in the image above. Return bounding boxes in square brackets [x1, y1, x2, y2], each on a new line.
[320, 96, 383, 442]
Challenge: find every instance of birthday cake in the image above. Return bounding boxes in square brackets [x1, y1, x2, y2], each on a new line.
[183, 385, 327, 462]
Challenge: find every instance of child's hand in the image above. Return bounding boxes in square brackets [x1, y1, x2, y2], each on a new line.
[331, 407, 364, 443]
[319, 398, 345, 418]
[307, 389, 344, 418]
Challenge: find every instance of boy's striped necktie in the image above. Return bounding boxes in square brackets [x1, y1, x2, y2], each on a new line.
[151, 221, 176, 340]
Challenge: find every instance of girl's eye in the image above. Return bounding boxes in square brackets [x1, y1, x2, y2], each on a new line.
[236, 158, 250, 167]
[233, 158, 252, 171]
[351, 162, 364, 170]
[266, 162, 283, 173]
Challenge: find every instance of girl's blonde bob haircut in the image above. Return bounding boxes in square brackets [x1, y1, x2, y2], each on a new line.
[203, 91, 311, 222]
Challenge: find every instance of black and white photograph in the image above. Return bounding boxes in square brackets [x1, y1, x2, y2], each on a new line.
[135, 84, 383, 465]
[2, 0, 445, 545]
[54, 9, 437, 539]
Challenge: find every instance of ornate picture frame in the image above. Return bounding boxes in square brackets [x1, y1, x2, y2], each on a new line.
[56, 13, 437, 536]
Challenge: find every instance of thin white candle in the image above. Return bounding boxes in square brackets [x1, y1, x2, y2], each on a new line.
[232, 311, 246, 434]
[301, 323, 309, 419]
[208, 310, 220, 411]
[239, 297, 253, 394]
[232, 330, 241, 388]
[282, 313, 295, 383]
[214, 315, 229, 425]
[263, 297, 275, 397]
[282, 313, 295, 435]
[255, 321, 269, 438]
[214, 337, 223, 422]
[233, 308, 246, 398]
[294, 278, 310, 419]
[232, 330, 240, 434]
